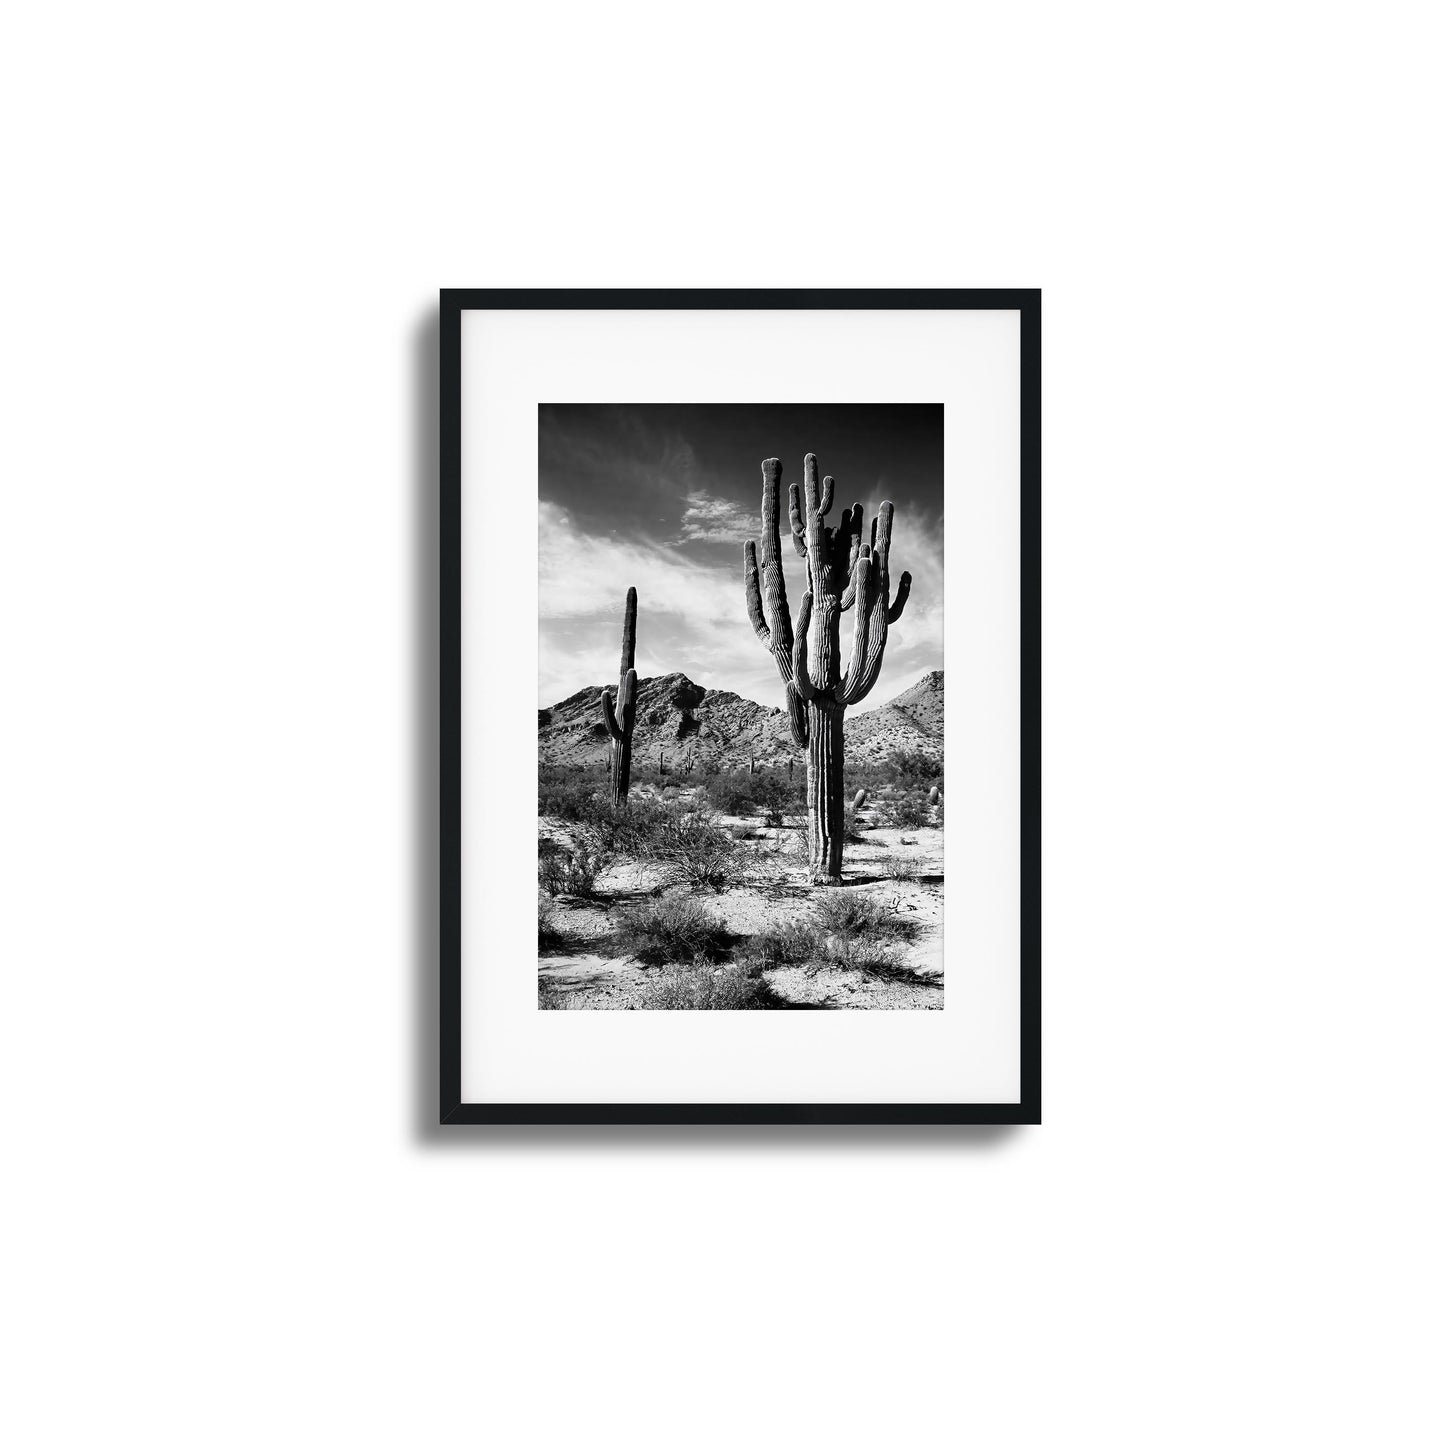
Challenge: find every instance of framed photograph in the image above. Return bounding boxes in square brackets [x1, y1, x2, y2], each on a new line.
[441, 290, 1039, 1124]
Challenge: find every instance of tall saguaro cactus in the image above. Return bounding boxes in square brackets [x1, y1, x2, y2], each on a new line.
[599, 586, 638, 806]
[744, 456, 911, 883]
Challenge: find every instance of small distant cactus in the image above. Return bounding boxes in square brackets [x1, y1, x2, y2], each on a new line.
[928, 785, 940, 805]
[599, 587, 638, 806]
[854, 789, 867, 808]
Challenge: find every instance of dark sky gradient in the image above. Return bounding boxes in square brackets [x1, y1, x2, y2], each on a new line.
[537, 404, 945, 710]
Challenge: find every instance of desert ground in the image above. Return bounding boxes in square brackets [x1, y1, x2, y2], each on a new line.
[538, 772, 944, 1010]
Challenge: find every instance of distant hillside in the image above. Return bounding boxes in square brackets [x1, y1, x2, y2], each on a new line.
[539, 670, 942, 771]
[844, 670, 944, 764]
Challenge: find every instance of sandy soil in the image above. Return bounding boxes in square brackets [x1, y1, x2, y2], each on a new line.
[538, 793, 944, 1010]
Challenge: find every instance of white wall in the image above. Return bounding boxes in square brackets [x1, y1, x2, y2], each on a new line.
[3, 4, 1441, 1442]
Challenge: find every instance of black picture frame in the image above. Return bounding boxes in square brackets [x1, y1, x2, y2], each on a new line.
[440, 289, 1040, 1125]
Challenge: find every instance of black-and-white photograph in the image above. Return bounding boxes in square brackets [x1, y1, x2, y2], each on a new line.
[537, 403, 945, 1010]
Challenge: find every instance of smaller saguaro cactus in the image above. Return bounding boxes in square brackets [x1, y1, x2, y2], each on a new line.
[658, 746, 667, 775]
[749, 754, 758, 776]
[787, 758, 795, 783]
[854, 789, 867, 808]
[599, 587, 638, 806]
[928, 785, 940, 805]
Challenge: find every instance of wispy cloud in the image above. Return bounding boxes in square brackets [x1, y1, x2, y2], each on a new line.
[675, 490, 758, 545]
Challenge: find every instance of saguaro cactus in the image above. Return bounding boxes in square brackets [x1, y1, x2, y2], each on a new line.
[744, 455, 911, 883]
[599, 587, 638, 806]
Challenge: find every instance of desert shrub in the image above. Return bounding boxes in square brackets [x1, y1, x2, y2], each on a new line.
[845, 763, 895, 796]
[804, 893, 920, 976]
[812, 892, 918, 945]
[538, 897, 569, 952]
[755, 773, 800, 826]
[667, 822, 740, 891]
[701, 771, 758, 816]
[737, 894, 923, 977]
[537, 835, 610, 896]
[700, 770, 802, 823]
[886, 749, 944, 783]
[881, 852, 917, 881]
[537, 852, 566, 895]
[633, 960, 765, 1010]
[561, 797, 741, 890]
[613, 897, 732, 967]
[736, 919, 817, 971]
[639, 811, 741, 891]
[878, 792, 930, 829]
[827, 931, 905, 973]
[538, 767, 612, 823]
[592, 795, 674, 853]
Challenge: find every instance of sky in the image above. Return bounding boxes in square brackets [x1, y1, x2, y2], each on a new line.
[538, 404, 944, 712]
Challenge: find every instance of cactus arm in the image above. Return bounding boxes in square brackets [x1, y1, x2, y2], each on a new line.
[850, 503, 898, 703]
[797, 456, 848, 694]
[784, 683, 809, 748]
[600, 686, 625, 742]
[887, 570, 912, 624]
[744, 541, 770, 645]
[619, 667, 637, 728]
[838, 549, 878, 705]
[601, 663, 637, 743]
[873, 502, 893, 599]
[788, 482, 807, 559]
[819, 473, 834, 518]
[801, 454, 824, 554]
[757, 460, 794, 661]
[745, 460, 800, 694]
[839, 504, 864, 610]
[792, 592, 818, 700]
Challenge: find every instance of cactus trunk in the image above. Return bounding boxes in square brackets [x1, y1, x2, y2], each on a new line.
[610, 736, 631, 804]
[807, 701, 846, 883]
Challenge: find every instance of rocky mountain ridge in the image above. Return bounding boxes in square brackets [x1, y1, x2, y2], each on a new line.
[538, 670, 943, 770]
